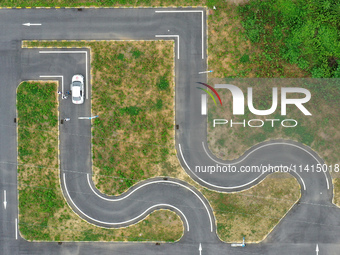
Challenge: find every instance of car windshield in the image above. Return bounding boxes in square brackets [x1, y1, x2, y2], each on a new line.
[73, 96, 81, 101]
[73, 81, 82, 86]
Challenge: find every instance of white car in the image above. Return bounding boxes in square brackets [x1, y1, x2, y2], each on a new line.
[70, 74, 84, 104]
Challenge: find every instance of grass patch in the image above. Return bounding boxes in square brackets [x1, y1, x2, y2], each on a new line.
[17, 81, 183, 241]
[333, 178, 340, 207]
[157, 75, 170, 90]
[132, 50, 143, 58]
[238, 0, 340, 78]
[203, 173, 300, 242]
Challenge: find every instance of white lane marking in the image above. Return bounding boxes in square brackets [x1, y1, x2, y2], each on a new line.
[78, 116, 99, 120]
[22, 23, 42, 26]
[198, 70, 213, 74]
[201, 10, 204, 59]
[155, 10, 204, 59]
[15, 218, 18, 240]
[155, 35, 179, 59]
[39, 51, 89, 99]
[64, 174, 190, 231]
[202, 141, 329, 190]
[201, 94, 207, 115]
[3, 190, 7, 209]
[86, 173, 212, 232]
[292, 169, 306, 191]
[180, 144, 265, 190]
[39, 75, 64, 94]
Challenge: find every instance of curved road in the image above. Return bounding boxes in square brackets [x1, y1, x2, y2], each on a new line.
[0, 7, 340, 255]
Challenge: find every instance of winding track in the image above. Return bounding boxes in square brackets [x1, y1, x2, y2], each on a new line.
[1, 7, 340, 255]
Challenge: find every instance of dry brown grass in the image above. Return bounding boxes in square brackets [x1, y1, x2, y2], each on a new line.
[333, 178, 340, 208]
[44, 207, 183, 242]
[89, 41, 179, 195]
[203, 173, 300, 242]
[208, 5, 251, 78]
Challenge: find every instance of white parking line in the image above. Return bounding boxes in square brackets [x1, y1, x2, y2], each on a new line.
[198, 70, 213, 74]
[63, 173, 190, 231]
[155, 10, 205, 59]
[3, 190, 7, 210]
[155, 35, 179, 59]
[15, 218, 18, 240]
[39, 51, 89, 99]
[39, 75, 63, 93]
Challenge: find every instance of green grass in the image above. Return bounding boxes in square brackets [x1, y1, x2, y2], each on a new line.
[238, 0, 340, 78]
[17, 82, 58, 165]
[17, 81, 60, 240]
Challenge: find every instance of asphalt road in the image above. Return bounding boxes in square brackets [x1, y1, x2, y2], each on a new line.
[0, 7, 339, 255]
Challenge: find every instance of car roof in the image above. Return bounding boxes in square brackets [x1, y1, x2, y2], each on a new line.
[73, 86, 81, 97]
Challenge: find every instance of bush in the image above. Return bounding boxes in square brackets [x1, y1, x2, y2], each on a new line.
[240, 54, 250, 63]
[132, 50, 142, 58]
[117, 53, 124, 61]
[119, 106, 141, 116]
[157, 76, 169, 90]
[217, 138, 226, 146]
[155, 99, 163, 110]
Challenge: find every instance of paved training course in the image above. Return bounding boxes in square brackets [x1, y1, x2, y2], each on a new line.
[0, 7, 339, 255]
